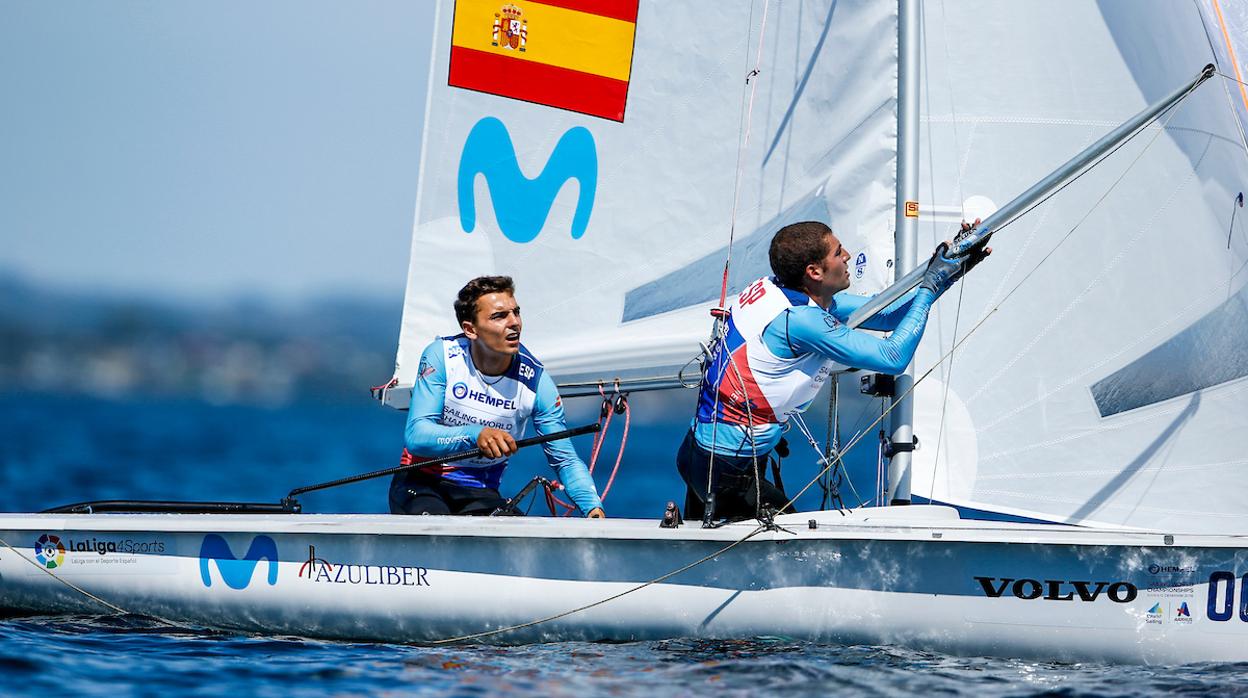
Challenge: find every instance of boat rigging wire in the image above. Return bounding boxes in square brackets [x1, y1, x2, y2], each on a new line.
[723, 347, 766, 521]
[789, 83, 1203, 509]
[818, 377, 841, 510]
[978, 76, 1205, 244]
[907, 65, 1209, 502]
[697, 0, 772, 522]
[427, 525, 769, 645]
[431, 53, 1232, 655]
[426, 298, 1040, 644]
[916, 68, 1201, 502]
[0, 535, 129, 615]
[790, 412, 861, 513]
[424, 316, 998, 645]
[716, 0, 772, 313]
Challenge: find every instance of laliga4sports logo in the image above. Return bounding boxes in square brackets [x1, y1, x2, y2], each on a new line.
[457, 116, 597, 244]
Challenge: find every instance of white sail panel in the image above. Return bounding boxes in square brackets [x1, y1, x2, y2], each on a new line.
[907, 0, 1248, 533]
[388, 0, 899, 405]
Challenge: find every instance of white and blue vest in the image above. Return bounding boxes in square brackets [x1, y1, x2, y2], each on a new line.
[434, 335, 541, 484]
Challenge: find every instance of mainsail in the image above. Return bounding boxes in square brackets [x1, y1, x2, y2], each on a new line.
[388, 0, 900, 405]
[389, 0, 1248, 535]
[905, 0, 1248, 533]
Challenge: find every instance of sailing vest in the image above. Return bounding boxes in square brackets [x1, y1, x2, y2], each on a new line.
[696, 277, 835, 428]
[411, 335, 543, 488]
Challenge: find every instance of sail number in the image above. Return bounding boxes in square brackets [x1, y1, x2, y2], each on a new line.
[1206, 571, 1248, 622]
[738, 281, 767, 307]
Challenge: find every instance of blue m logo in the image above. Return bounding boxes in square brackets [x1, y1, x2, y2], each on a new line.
[199, 534, 279, 590]
[458, 116, 597, 243]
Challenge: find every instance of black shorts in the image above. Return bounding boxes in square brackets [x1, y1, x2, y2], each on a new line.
[388, 471, 514, 516]
[675, 429, 789, 522]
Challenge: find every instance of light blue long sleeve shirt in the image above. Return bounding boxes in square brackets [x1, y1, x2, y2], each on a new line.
[694, 286, 936, 457]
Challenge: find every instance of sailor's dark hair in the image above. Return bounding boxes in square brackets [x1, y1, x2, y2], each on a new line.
[769, 221, 834, 288]
[455, 275, 516, 325]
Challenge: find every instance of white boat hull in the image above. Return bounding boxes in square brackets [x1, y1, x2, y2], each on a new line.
[1, 506, 1245, 663]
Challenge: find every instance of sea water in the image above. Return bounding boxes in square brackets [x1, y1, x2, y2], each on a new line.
[1, 394, 1245, 697]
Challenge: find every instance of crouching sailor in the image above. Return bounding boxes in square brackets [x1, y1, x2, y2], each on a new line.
[390, 275, 605, 518]
[681, 221, 987, 522]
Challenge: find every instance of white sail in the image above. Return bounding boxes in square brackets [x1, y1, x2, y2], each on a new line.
[387, 0, 900, 405]
[906, 0, 1248, 533]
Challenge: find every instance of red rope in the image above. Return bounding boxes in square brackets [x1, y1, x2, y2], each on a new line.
[586, 385, 614, 475]
[599, 397, 630, 501]
[543, 479, 576, 514]
[564, 388, 631, 515]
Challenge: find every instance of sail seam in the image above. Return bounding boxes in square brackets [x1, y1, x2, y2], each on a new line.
[976, 240, 1248, 433]
[963, 99, 1206, 405]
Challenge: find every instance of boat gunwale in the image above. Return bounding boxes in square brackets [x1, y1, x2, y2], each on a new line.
[1, 508, 1244, 549]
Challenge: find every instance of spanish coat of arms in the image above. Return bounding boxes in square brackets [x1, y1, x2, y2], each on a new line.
[492, 4, 527, 51]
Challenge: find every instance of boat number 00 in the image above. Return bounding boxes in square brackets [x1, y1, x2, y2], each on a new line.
[1206, 571, 1248, 622]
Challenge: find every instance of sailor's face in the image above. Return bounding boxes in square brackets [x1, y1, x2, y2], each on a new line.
[813, 233, 852, 294]
[465, 292, 522, 356]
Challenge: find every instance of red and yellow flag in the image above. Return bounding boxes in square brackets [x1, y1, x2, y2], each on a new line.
[449, 0, 639, 122]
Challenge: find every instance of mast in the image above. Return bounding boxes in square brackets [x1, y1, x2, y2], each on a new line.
[887, 0, 921, 505]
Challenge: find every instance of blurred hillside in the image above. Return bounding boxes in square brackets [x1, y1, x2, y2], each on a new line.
[0, 273, 401, 407]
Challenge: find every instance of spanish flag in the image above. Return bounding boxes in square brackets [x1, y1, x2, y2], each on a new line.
[449, 0, 639, 122]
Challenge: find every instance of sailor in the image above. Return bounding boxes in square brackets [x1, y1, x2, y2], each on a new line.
[680, 220, 987, 521]
[390, 275, 606, 517]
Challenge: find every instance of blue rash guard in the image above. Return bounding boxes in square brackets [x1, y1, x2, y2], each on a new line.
[693, 285, 936, 457]
[404, 342, 603, 514]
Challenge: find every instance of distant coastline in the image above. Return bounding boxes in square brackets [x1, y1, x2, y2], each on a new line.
[0, 273, 400, 407]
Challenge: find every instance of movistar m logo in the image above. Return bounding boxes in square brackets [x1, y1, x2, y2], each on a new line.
[458, 116, 597, 243]
[199, 534, 279, 590]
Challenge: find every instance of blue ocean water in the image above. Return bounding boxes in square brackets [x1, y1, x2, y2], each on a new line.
[2, 394, 1246, 696]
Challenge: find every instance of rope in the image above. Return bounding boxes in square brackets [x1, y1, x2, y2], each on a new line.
[780, 312, 995, 512]
[0, 535, 208, 634]
[599, 397, 630, 501]
[582, 389, 630, 508]
[929, 260, 968, 502]
[782, 76, 1207, 511]
[423, 59, 1217, 648]
[818, 377, 840, 510]
[586, 385, 615, 476]
[428, 316, 986, 647]
[428, 525, 769, 645]
[0, 535, 130, 614]
[989, 77, 1204, 241]
[717, 0, 772, 310]
[721, 348, 764, 518]
[791, 412, 866, 512]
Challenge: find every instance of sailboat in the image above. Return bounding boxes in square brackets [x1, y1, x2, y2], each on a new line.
[4, 0, 1248, 664]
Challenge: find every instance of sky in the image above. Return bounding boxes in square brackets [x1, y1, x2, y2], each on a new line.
[1, 2, 436, 303]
